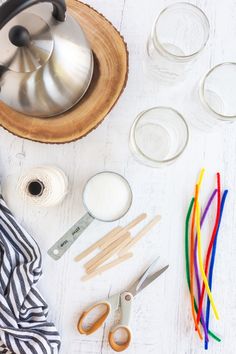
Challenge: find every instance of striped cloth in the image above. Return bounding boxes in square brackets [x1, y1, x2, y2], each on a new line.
[0, 195, 61, 354]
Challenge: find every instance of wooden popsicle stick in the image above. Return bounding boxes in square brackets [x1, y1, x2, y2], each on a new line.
[119, 215, 162, 256]
[74, 213, 147, 263]
[81, 253, 133, 281]
[100, 235, 132, 250]
[99, 229, 127, 250]
[85, 233, 131, 272]
[86, 234, 132, 273]
[124, 213, 147, 231]
[99, 213, 147, 250]
[74, 226, 122, 262]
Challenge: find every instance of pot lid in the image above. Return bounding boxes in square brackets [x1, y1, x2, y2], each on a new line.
[0, 12, 53, 73]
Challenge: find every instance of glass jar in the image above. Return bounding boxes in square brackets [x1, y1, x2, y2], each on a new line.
[146, 3, 210, 84]
[200, 62, 236, 122]
[129, 107, 189, 167]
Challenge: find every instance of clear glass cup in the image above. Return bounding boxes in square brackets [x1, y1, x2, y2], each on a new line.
[146, 3, 210, 84]
[129, 107, 189, 167]
[200, 62, 236, 123]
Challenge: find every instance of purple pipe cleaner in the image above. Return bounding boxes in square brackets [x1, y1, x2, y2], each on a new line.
[194, 189, 217, 342]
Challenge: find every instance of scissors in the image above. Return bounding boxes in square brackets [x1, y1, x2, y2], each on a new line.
[77, 258, 169, 352]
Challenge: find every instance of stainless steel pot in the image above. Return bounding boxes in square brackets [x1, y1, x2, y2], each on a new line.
[0, 0, 94, 117]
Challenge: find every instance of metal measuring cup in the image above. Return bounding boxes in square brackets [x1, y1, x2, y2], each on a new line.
[48, 171, 133, 260]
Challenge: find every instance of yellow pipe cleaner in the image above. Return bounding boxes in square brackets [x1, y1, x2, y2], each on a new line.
[196, 201, 219, 320]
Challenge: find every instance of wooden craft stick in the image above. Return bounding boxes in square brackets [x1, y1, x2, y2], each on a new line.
[124, 213, 147, 231]
[81, 253, 133, 281]
[85, 233, 131, 272]
[86, 236, 132, 273]
[119, 215, 162, 256]
[75, 214, 146, 262]
[99, 213, 147, 250]
[100, 234, 132, 250]
[74, 226, 122, 262]
[99, 228, 127, 250]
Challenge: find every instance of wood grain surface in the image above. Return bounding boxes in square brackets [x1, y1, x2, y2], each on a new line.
[0, 0, 128, 143]
[1, 0, 236, 354]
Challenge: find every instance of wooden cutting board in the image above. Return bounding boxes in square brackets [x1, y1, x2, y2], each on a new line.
[0, 0, 128, 143]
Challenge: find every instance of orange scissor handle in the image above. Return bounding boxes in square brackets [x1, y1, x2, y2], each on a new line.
[77, 301, 111, 335]
[108, 325, 132, 352]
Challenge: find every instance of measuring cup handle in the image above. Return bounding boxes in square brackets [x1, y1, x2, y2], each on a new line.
[47, 212, 94, 260]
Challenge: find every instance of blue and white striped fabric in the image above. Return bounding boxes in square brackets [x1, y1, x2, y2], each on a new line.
[0, 195, 61, 354]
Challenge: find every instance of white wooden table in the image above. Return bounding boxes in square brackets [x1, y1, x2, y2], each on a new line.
[1, 0, 236, 353]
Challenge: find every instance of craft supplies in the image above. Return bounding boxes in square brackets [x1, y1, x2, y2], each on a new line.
[85, 233, 131, 273]
[76, 213, 161, 281]
[196, 173, 221, 325]
[129, 107, 189, 167]
[196, 199, 219, 320]
[0, 194, 61, 353]
[205, 190, 228, 350]
[190, 184, 202, 339]
[48, 171, 133, 260]
[197, 173, 221, 323]
[78, 258, 169, 352]
[194, 189, 217, 343]
[17, 165, 68, 207]
[119, 214, 161, 255]
[145, 3, 209, 83]
[81, 253, 133, 282]
[100, 232, 132, 250]
[75, 226, 122, 262]
[185, 169, 228, 349]
[74, 213, 147, 262]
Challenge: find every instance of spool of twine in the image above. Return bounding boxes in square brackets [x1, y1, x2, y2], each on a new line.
[18, 166, 68, 207]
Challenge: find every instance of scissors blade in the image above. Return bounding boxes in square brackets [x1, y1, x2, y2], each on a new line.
[138, 265, 169, 294]
[128, 264, 169, 296]
[127, 256, 160, 295]
[136, 257, 160, 291]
